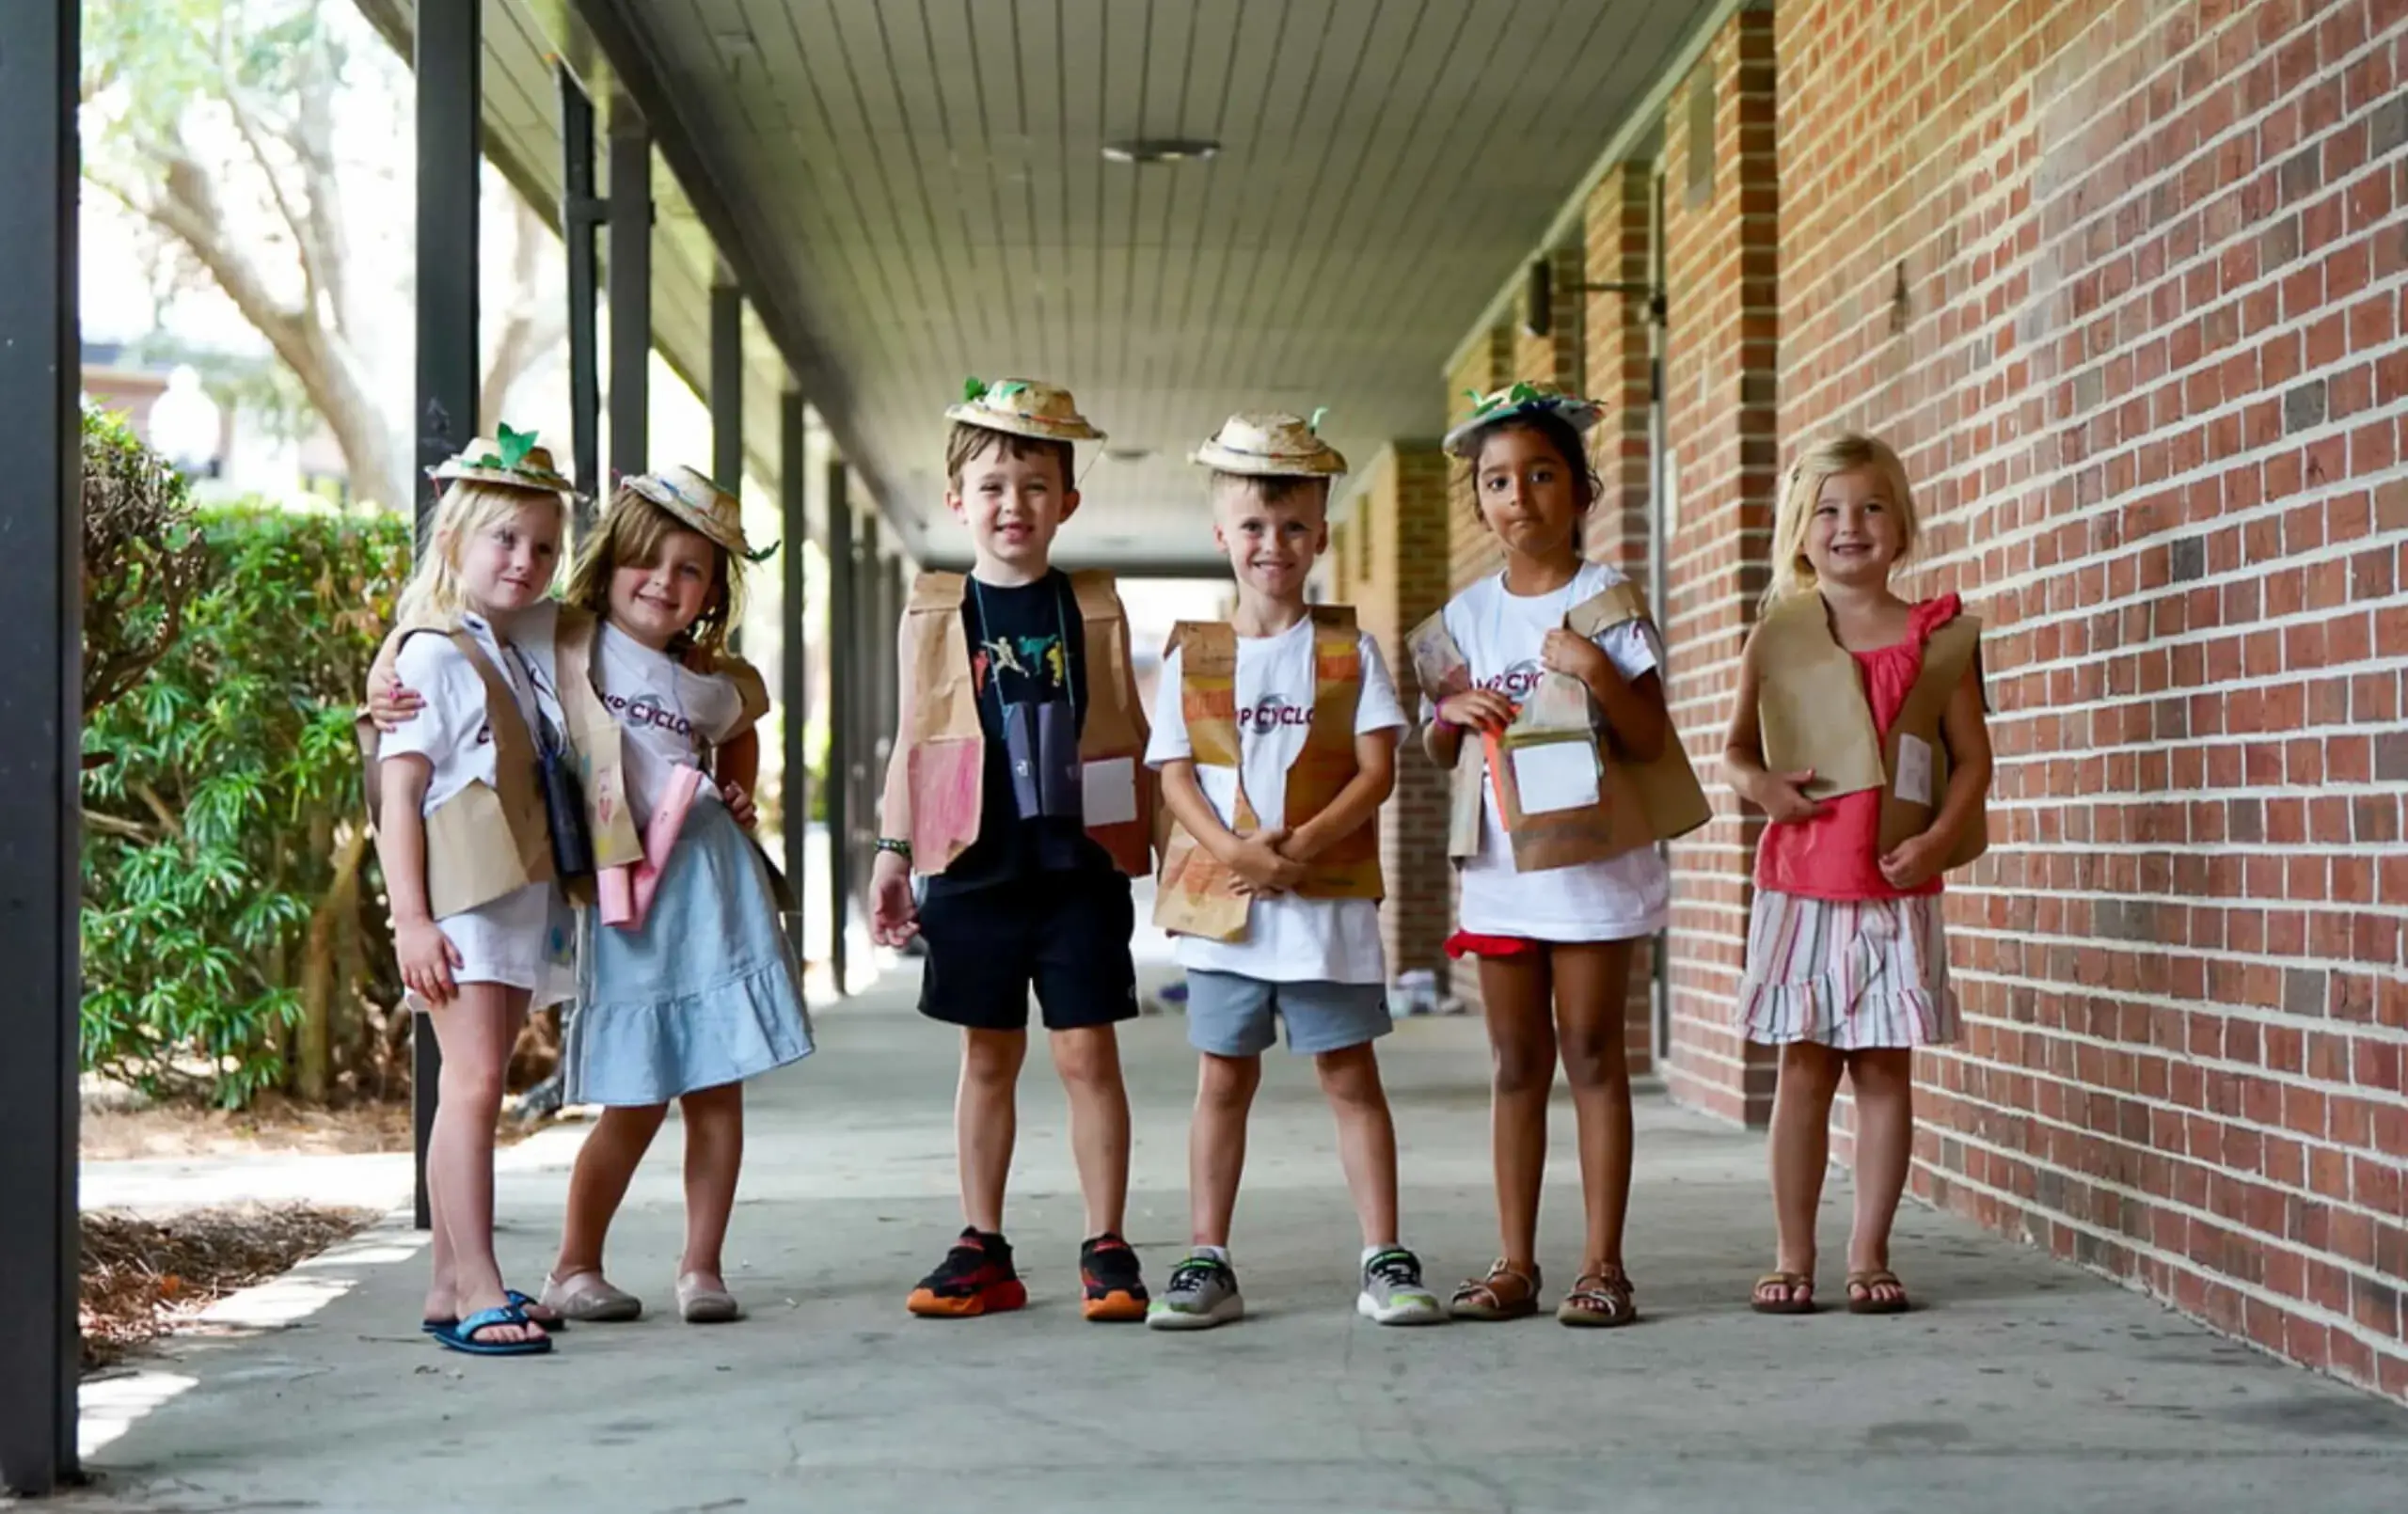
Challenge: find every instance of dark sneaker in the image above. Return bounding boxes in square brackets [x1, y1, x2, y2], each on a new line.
[1079, 1232, 1149, 1322]
[906, 1227, 1027, 1318]
[1147, 1251, 1244, 1331]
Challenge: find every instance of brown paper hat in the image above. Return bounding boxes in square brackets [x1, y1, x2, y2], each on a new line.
[430, 425, 576, 494]
[943, 376, 1105, 442]
[1190, 411, 1347, 477]
[624, 465, 768, 560]
[1441, 382, 1605, 459]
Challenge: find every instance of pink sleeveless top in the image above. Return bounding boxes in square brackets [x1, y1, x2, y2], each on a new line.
[1753, 594, 1961, 903]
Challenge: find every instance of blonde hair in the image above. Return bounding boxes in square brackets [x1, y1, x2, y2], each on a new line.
[564, 485, 743, 660]
[1765, 432, 1920, 606]
[395, 480, 569, 625]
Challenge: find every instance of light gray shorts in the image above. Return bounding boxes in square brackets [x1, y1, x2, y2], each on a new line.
[1182, 971, 1392, 1058]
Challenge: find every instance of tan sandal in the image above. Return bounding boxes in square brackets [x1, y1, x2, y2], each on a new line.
[1846, 1269, 1909, 1315]
[1450, 1260, 1541, 1321]
[1557, 1266, 1638, 1328]
[1751, 1270, 1816, 1315]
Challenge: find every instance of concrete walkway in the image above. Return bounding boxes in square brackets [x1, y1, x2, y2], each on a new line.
[60, 973, 2408, 1513]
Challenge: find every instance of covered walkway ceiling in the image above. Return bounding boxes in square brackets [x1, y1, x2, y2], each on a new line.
[582, 0, 1716, 571]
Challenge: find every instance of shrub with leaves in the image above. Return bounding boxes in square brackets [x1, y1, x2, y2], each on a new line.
[82, 504, 411, 1107]
[81, 403, 213, 723]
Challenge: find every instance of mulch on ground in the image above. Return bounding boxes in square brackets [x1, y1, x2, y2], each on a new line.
[80, 1204, 380, 1372]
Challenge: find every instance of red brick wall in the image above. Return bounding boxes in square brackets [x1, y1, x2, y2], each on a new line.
[1768, 0, 2408, 1401]
[1586, 163, 1667, 1078]
[1350, 445, 1456, 983]
[1657, 9, 1783, 1127]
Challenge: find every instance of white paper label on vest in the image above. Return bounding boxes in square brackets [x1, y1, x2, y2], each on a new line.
[1511, 743, 1601, 815]
[1082, 757, 1138, 826]
[1895, 733, 1934, 807]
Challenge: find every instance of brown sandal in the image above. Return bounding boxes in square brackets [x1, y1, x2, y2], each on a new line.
[1556, 1266, 1638, 1328]
[1846, 1269, 1910, 1315]
[1450, 1260, 1540, 1321]
[1751, 1270, 1816, 1315]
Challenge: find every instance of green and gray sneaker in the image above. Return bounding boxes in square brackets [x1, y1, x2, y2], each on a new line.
[1147, 1251, 1244, 1331]
[1357, 1247, 1448, 1325]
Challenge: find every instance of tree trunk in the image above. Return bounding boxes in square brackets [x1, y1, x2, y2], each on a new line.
[297, 818, 370, 1104]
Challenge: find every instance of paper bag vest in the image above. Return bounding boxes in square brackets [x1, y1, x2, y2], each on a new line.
[1410, 579, 1711, 874]
[1749, 592, 1988, 869]
[895, 569, 1153, 877]
[359, 607, 650, 918]
[1151, 607, 1384, 942]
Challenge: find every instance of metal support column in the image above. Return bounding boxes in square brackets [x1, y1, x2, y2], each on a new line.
[559, 67, 603, 523]
[825, 463, 852, 992]
[608, 108, 651, 480]
[710, 284, 742, 489]
[710, 283, 743, 652]
[0, 2, 83, 1491]
[778, 392, 809, 962]
[412, 0, 481, 1231]
[855, 513, 882, 983]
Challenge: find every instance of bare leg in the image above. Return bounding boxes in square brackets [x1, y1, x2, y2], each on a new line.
[1476, 952, 1558, 1271]
[1758, 1040, 1846, 1308]
[1549, 941, 1637, 1273]
[1051, 1023, 1132, 1238]
[1189, 1052, 1261, 1247]
[676, 1081, 746, 1285]
[426, 984, 541, 1343]
[552, 1103, 669, 1282]
[957, 1028, 1026, 1233]
[1845, 1049, 1915, 1307]
[1313, 1044, 1399, 1249]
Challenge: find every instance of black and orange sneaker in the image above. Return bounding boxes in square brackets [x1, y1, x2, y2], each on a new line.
[1079, 1232, 1149, 1322]
[906, 1228, 1028, 1318]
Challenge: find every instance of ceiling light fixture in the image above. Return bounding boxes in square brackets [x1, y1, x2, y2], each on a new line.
[1101, 138, 1218, 165]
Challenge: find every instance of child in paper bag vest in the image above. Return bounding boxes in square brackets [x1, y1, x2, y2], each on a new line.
[1142, 413, 1445, 1331]
[1724, 433, 1991, 1317]
[868, 379, 1156, 1322]
[363, 434, 580, 1357]
[1412, 384, 1710, 1329]
[373, 466, 812, 1326]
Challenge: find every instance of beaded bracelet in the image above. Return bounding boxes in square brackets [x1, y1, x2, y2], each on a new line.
[874, 836, 912, 860]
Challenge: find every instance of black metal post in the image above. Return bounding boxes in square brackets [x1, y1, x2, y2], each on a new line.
[559, 66, 602, 525]
[0, 3, 82, 1492]
[608, 108, 651, 480]
[413, 0, 481, 1231]
[779, 391, 808, 963]
[710, 283, 742, 652]
[825, 462, 852, 992]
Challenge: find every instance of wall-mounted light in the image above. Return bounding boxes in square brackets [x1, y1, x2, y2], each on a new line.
[1525, 257, 1667, 338]
[1102, 138, 1219, 165]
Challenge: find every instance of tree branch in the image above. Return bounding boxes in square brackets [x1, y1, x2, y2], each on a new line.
[214, 14, 318, 316]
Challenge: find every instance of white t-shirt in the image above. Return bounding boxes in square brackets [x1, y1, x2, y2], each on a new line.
[1424, 563, 1671, 942]
[379, 612, 575, 1004]
[593, 622, 746, 827]
[1145, 619, 1406, 984]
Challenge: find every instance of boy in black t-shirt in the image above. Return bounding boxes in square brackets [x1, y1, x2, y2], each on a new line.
[870, 379, 1153, 1321]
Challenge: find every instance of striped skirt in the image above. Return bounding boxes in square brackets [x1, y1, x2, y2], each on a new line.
[1737, 891, 1959, 1049]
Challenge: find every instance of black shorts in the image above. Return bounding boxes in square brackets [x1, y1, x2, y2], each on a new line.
[916, 870, 1139, 1033]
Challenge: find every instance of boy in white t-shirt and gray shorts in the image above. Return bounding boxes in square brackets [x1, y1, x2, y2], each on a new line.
[1141, 413, 1447, 1331]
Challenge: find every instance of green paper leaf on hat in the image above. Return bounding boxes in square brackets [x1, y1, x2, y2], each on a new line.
[992, 380, 1026, 400]
[961, 376, 988, 403]
[743, 539, 781, 564]
[1308, 406, 1329, 434]
[496, 423, 536, 470]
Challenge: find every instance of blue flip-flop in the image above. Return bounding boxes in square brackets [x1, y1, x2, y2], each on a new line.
[422, 1289, 565, 1334]
[429, 1301, 553, 1357]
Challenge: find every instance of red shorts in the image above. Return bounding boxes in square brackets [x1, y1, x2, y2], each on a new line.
[1444, 931, 1541, 960]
